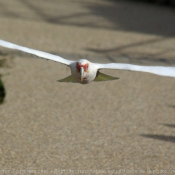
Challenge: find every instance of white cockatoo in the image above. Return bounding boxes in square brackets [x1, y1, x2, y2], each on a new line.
[0, 39, 175, 84]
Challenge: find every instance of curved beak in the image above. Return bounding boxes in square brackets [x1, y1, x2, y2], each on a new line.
[80, 67, 84, 81]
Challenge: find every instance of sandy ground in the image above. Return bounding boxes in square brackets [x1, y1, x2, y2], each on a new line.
[0, 0, 175, 174]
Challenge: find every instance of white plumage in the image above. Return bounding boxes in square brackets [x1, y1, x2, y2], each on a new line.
[0, 39, 175, 84]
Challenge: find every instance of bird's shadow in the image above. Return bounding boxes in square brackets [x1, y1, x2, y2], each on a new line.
[162, 123, 175, 128]
[140, 134, 175, 143]
[140, 123, 175, 143]
[167, 105, 175, 109]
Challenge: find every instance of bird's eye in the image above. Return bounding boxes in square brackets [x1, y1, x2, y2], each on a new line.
[86, 65, 89, 70]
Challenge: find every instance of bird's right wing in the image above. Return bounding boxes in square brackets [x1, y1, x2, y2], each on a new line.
[95, 63, 175, 78]
[0, 39, 73, 66]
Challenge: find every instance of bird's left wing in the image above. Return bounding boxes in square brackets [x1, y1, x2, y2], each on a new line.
[95, 63, 175, 78]
[0, 39, 73, 66]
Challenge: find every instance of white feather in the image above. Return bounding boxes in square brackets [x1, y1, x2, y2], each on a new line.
[95, 63, 175, 78]
[0, 39, 175, 84]
[0, 39, 73, 65]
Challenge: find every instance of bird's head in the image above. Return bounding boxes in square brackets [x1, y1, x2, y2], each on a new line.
[76, 59, 90, 82]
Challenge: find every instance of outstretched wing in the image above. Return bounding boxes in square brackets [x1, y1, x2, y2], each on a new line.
[0, 39, 73, 65]
[95, 63, 175, 78]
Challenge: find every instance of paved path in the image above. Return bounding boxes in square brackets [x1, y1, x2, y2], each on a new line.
[0, 0, 175, 174]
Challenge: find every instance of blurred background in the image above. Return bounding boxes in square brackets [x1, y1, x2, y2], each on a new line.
[0, 0, 175, 59]
[0, 0, 175, 172]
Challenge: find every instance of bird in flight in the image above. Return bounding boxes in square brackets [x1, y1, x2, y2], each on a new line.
[0, 39, 175, 84]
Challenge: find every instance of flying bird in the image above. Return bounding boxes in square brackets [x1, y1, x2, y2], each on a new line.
[0, 39, 175, 84]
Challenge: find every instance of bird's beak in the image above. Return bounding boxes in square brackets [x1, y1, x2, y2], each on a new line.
[80, 67, 84, 81]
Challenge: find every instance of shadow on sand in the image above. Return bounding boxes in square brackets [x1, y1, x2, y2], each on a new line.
[0, 53, 6, 104]
[0, 0, 175, 36]
[141, 123, 175, 143]
[140, 134, 175, 143]
[0, 76, 5, 104]
[162, 123, 175, 128]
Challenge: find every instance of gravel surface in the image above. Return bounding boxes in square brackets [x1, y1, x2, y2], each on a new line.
[0, 0, 175, 174]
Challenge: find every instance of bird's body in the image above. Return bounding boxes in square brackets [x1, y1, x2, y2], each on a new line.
[0, 39, 175, 84]
[69, 60, 98, 84]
